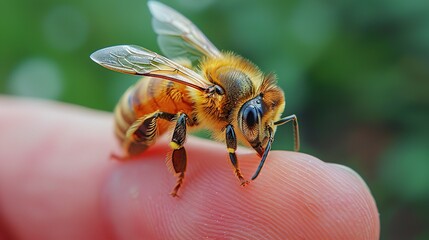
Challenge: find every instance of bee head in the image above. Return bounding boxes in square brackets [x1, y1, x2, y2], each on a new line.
[238, 95, 265, 155]
[237, 83, 285, 156]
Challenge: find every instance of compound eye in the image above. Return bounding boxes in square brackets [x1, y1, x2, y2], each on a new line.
[242, 105, 259, 129]
[238, 96, 264, 142]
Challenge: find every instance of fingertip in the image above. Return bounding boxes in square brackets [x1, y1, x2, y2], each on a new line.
[325, 163, 380, 239]
[102, 144, 379, 239]
[259, 151, 380, 239]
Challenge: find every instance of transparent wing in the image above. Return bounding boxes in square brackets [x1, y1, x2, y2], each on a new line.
[90, 45, 211, 91]
[148, 1, 221, 63]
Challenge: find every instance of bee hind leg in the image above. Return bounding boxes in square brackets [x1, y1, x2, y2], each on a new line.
[225, 124, 249, 186]
[168, 113, 191, 197]
[120, 111, 176, 159]
[122, 111, 192, 197]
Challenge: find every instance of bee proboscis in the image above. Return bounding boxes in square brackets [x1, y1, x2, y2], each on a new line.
[91, 1, 300, 197]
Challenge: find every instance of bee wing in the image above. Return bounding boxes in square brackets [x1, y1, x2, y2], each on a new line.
[148, 1, 221, 63]
[90, 45, 211, 91]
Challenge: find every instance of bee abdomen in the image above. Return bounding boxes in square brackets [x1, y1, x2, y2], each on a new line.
[114, 86, 137, 143]
[114, 77, 195, 156]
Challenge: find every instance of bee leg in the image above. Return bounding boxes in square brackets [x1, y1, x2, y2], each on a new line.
[273, 114, 300, 152]
[225, 124, 249, 186]
[110, 153, 129, 161]
[169, 113, 189, 197]
[123, 111, 176, 158]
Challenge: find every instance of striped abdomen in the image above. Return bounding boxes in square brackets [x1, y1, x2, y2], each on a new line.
[114, 77, 195, 156]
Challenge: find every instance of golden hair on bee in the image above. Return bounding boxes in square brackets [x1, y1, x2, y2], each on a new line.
[91, 1, 300, 197]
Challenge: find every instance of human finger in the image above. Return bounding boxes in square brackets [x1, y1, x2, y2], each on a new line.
[0, 97, 379, 239]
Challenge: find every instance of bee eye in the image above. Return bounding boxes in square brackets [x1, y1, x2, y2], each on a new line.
[238, 95, 266, 144]
[238, 96, 264, 140]
[242, 105, 259, 128]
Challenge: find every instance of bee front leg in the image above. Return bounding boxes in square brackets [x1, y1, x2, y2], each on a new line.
[225, 124, 249, 186]
[169, 113, 189, 197]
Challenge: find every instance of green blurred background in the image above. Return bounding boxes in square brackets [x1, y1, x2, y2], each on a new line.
[1, 0, 428, 238]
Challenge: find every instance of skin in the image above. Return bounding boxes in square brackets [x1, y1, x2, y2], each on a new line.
[0, 97, 380, 240]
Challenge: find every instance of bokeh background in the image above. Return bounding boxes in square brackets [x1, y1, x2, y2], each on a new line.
[1, 0, 428, 238]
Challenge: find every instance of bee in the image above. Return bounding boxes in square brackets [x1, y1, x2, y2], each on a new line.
[91, 1, 300, 197]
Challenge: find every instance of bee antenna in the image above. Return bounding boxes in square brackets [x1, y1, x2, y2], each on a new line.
[251, 127, 274, 180]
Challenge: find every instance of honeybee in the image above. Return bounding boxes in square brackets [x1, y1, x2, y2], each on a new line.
[91, 1, 300, 197]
